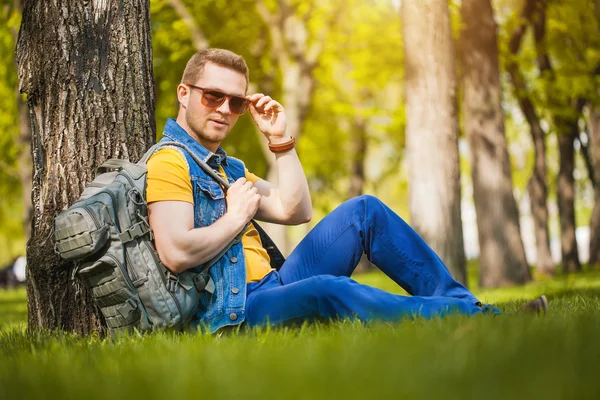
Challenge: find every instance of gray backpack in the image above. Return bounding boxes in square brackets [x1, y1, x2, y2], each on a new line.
[54, 141, 246, 334]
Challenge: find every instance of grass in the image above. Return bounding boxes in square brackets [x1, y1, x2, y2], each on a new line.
[1, 268, 600, 400]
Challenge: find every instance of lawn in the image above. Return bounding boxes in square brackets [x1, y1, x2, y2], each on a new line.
[1, 268, 599, 400]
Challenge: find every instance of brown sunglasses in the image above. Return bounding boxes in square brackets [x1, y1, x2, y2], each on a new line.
[186, 84, 249, 115]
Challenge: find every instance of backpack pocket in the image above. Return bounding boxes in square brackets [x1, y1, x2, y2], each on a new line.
[78, 253, 145, 330]
[54, 203, 111, 261]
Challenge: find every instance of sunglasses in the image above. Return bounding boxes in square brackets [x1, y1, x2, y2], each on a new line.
[186, 84, 249, 115]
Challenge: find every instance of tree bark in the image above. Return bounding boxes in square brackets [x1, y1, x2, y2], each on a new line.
[16, 0, 156, 332]
[401, 0, 467, 284]
[460, 0, 531, 287]
[589, 106, 600, 266]
[506, 0, 554, 274]
[18, 95, 32, 240]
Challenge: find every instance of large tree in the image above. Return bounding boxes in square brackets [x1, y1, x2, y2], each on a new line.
[460, 0, 531, 286]
[401, 0, 467, 284]
[16, 0, 155, 332]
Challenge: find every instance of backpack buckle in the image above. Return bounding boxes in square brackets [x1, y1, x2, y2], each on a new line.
[119, 219, 152, 243]
[166, 271, 179, 292]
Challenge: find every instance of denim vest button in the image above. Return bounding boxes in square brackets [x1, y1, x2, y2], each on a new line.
[230, 256, 238, 263]
[229, 313, 238, 321]
[231, 288, 239, 294]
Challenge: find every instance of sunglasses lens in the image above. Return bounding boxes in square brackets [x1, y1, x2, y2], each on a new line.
[230, 97, 248, 114]
[201, 90, 227, 108]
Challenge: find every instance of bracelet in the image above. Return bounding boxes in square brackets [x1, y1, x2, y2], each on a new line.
[268, 137, 296, 153]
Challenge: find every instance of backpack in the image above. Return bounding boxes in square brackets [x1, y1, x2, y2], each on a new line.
[53, 141, 248, 334]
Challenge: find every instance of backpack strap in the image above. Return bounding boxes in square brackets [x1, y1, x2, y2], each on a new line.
[140, 141, 230, 191]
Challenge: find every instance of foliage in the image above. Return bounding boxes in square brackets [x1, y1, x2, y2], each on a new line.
[0, 4, 25, 265]
[1, 269, 600, 399]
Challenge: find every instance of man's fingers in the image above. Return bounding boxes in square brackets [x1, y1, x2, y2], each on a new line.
[246, 93, 264, 103]
[265, 101, 284, 114]
[233, 177, 247, 186]
[255, 95, 272, 110]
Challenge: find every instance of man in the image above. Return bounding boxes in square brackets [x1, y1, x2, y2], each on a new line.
[147, 48, 547, 334]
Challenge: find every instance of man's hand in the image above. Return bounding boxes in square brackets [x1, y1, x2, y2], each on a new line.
[225, 177, 261, 226]
[247, 93, 288, 141]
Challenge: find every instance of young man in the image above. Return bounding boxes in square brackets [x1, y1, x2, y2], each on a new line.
[147, 48, 547, 334]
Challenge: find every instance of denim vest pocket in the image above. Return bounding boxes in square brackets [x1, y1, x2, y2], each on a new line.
[193, 178, 226, 227]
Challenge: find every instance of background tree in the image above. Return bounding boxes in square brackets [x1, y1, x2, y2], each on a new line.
[460, 0, 531, 286]
[532, 0, 582, 272]
[16, 0, 155, 332]
[504, 0, 555, 274]
[402, 0, 467, 284]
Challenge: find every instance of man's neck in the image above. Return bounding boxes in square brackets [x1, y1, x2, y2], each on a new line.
[175, 114, 220, 153]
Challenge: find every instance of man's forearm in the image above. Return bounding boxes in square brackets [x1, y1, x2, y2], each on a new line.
[164, 213, 247, 273]
[274, 148, 312, 223]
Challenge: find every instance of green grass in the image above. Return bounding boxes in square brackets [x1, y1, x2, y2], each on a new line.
[1, 269, 600, 400]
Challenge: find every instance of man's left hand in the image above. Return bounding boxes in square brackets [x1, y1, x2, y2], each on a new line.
[247, 93, 288, 141]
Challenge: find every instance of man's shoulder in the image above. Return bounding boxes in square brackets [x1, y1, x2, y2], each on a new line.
[148, 147, 188, 168]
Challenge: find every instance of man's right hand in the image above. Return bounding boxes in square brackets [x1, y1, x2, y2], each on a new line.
[225, 177, 261, 225]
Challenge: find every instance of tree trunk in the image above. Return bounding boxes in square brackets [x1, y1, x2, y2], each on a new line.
[16, 0, 156, 332]
[460, 0, 531, 287]
[349, 113, 367, 199]
[589, 106, 600, 266]
[530, 2, 582, 273]
[557, 129, 582, 272]
[401, 0, 467, 284]
[506, 0, 554, 274]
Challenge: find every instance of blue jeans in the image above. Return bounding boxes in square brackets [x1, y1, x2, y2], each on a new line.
[245, 195, 498, 328]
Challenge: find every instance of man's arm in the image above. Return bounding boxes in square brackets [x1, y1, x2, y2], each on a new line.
[246, 94, 312, 225]
[149, 179, 260, 274]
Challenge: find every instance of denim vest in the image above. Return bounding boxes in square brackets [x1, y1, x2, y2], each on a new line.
[159, 119, 284, 333]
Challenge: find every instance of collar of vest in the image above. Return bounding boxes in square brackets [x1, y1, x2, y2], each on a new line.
[162, 118, 229, 167]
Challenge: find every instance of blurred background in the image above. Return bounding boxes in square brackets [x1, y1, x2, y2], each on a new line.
[0, 0, 599, 287]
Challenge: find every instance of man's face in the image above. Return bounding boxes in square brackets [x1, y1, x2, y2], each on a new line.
[178, 62, 247, 148]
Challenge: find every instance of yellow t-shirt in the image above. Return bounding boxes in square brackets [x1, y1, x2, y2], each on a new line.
[146, 148, 273, 283]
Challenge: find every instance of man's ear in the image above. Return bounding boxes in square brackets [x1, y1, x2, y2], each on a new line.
[177, 84, 190, 108]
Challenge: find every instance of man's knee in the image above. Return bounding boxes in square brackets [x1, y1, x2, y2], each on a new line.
[344, 194, 384, 214]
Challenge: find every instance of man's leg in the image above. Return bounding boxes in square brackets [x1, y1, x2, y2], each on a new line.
[279, 195, 479, 304]
[245, 273, 485, 328]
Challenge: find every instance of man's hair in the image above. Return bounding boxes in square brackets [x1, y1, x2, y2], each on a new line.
[181, 48, 249, 85]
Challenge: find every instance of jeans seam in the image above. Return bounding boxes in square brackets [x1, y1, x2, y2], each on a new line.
[300, 215, 364, 278]
[372, 226, 438, 291]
